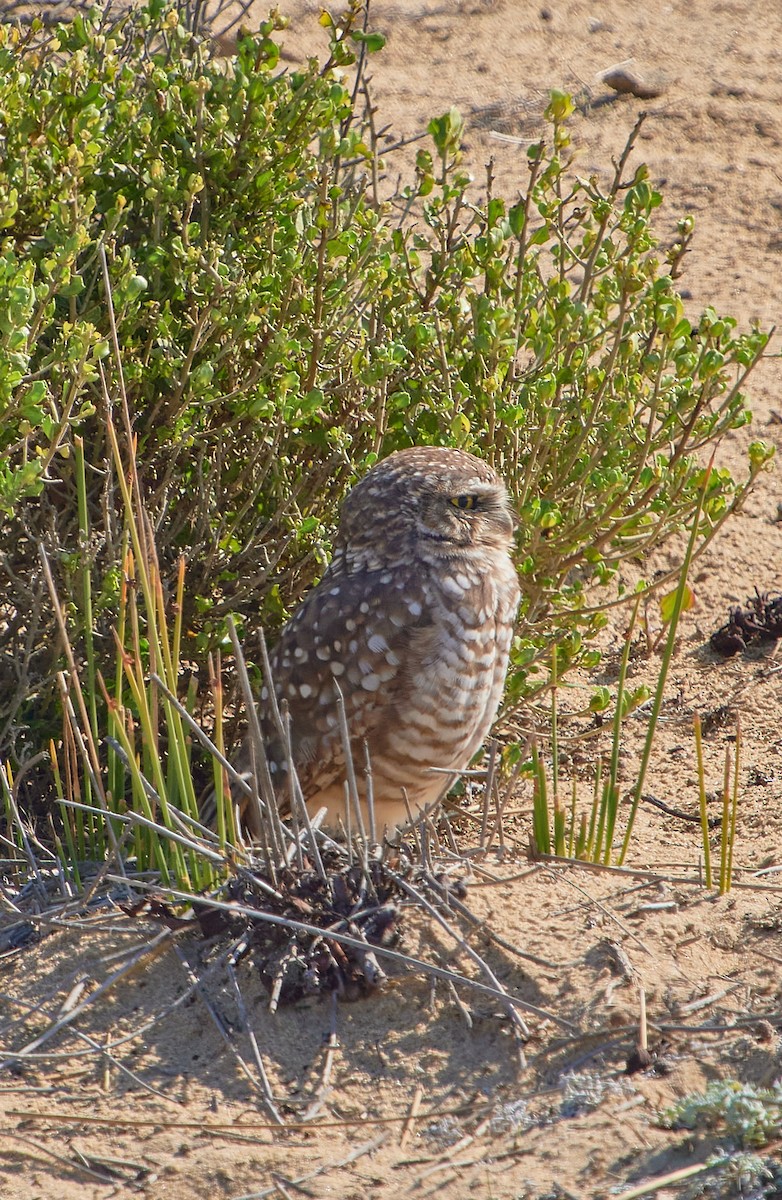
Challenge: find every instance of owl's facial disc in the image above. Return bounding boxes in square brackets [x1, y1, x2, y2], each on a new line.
[416, 482, 515, 549]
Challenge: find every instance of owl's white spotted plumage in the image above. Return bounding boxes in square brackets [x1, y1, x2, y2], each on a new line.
[241, 446, 520, 832]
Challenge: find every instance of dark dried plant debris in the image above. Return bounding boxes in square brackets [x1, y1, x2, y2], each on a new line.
[710, 589, 782, 655]
[625, 1042, 672, 1076]
[123, 843, 430, 1005]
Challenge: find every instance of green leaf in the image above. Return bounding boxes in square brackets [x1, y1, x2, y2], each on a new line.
[660, 582, 694, 625]
[350, 30, 386, 52]
[508, 201, 526, 237]
[427, 107, 464, 157]
[589, 686, 611, 713]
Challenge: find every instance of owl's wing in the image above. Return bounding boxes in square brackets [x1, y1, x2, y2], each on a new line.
[263, 564, 432, 798]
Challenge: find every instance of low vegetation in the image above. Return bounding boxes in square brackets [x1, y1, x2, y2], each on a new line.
[0, 2, 772, 805]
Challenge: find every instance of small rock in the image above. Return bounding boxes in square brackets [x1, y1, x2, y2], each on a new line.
[600, 65, 666, 100]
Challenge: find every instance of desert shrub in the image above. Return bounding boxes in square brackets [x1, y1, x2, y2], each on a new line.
[0, 1, 772, 771]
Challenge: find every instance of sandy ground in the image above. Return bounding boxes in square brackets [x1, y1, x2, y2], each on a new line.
[3, 1, 782, 1197]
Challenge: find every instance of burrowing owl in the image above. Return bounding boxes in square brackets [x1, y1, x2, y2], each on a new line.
[239, 446, 520, 833]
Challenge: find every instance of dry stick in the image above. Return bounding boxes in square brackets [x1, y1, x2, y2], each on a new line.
[69, 1022, 179, 1105]
[5, 1132, 119, 1184]
[38, 549, 109, 808]
[496, 748, 528, 812]
[47, 813, 76, 901]
[0, 929, 172, 1072]
[231, 1134, 389, 1200]
[227, 618, 284, 869]
[659, 1014, 782, 1035]
[60, 793, 227, 873]
[478, 739, 499, 850]
[610, 1156, 737, 1200]
[727, 713, 741, 888]
[386, 870, 532, 1051]
[338, 916, 386, 989]
[75, 1150, 151, 1180]
[254, 629, 336, 879]
[333, 680, 368, 854]
[402, 788, 423, 861]
[431, 1111, 494, 1167]
[638, 986, 648, 1053]
[544, 866, 655, 956]
[363, 739, 377, 846]
[99, 743, 235, 862]
[0, 770, 46, 892]
[422, 872, 568, 971]
[112, 876, 575, 1031]
[533, 852, 712, 888]
[54, 675, 125, 867]
[148, 671, 261, 804]
[438, 808, 461, 856]
[278, 703, 328, 881]
[0, 954, 211, 1066]
[554, 878, 661, 918]
[301, 989, 339, 1122]
[267, 938, 299, 1016]
[693, 712, 713, 887]
[447, 980, 474, 1027]
[678, 984, 742, 1015]
[399, 1085, 425, 1148]
[417, 812, 433, 875]
[4, 1102, 493, 1134]
[280, 706, 304, 872]
[172, 942, 285, 1126]
[0, 986, 74, 1041]
[225, 946, 285, 1126]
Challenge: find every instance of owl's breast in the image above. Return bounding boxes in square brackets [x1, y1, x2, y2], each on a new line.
[383, 551, 519, 770]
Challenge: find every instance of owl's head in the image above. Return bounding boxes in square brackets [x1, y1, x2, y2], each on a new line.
[337, 446, 516, 563]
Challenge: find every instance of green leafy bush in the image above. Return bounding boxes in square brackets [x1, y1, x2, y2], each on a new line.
[0, 2, 772, 768]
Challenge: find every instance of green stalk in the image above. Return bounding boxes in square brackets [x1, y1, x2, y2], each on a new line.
[61, 718, 85, 859]
[549, 646, 566, 856]
[602, 592, 642, 862]
[73, 435, 99, 855]
[693, 713, 712, 888]
[108, 535, 130, 815]
[553, 796, 567, 857]
[585, 756, 602, 860]
[73, 436, 98, 742]
[1, 762, 21, 856]
[531, 739, 550, 855]
[593, 778, 609, 864]
[51, 739, 82, 891]
[98, 680, 173, 884]
[718, 746, 731, 894]
[113, 615, 189, 886]
[618, 459, 714, 865]
[574, 810, 588, 859]
[209, 650, 236, 849]
[567, 777, 577, 858]
[550, 644, 559, 813]
[726, 717, 741, 892]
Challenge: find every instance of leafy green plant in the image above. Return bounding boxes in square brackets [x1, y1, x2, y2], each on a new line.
[0, 2, 772, 793]
[662, 1079, 782, 1149]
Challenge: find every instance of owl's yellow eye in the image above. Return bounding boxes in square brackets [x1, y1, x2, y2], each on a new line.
[450, 494, 479, 511]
